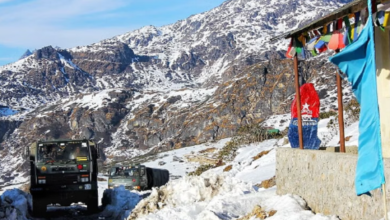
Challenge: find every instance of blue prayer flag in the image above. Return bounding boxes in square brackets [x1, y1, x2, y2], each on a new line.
[329, 0, 385, 195]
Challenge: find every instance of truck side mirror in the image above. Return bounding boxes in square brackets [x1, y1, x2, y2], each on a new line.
[29, 142, 37, 161]
[96, 143, 100, 159]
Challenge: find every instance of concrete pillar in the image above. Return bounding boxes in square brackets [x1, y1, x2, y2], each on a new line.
[375, 27, 390, 158]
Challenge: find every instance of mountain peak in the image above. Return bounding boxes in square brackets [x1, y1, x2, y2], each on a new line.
[18, 49, 32, 60]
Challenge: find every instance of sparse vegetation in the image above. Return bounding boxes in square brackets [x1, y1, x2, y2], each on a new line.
[319, 111, 337, 119]
[218, 137, 242, 161]
[238, 124, 282, 142]
[252, 150, 271, 161]
[217, 124, 282, 162]
[345, 98, 360, 124]
[327, 118, 335, 129]
[188, 159, 225, 176]
[256, 176, 276, 189]
[199, 147, 217, 154]
[223, 165, 233, 172]
[188, 164, 214, 176]
[237, 205, 277, 220]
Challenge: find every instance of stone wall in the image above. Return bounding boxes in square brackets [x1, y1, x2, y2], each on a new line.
[276, 148, 390, 220]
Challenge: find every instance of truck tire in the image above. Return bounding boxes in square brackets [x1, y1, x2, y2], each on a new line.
[32, 197, 46, 216]
[87, 191, 99, 213]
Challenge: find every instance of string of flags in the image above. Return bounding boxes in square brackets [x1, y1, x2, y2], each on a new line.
[286, 2, 390, 59]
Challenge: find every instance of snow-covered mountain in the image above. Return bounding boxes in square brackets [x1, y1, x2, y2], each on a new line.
[0, 0, 353, 185]
[0, 0, 349, 110]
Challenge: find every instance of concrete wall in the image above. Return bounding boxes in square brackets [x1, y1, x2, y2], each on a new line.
[276, 148, 390, 220]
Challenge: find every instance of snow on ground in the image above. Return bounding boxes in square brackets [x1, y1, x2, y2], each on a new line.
[99, 186, 143, 220]
[143, 138, 231, 177]
[326, 121, 359, 147]
[202, 139, 279, 184]
[129, 170, 339, 220]
[126, 117, 361, 219]
[97, 174, 108, 206]
[227, 140, 278, 183]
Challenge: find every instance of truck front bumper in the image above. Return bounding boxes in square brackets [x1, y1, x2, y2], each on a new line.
[30, 183, 97, 193]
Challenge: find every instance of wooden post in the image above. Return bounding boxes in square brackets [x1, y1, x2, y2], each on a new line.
[336, 70, 346, 153]
[335, 50, 346, 153]
[294, 54, 304, 149]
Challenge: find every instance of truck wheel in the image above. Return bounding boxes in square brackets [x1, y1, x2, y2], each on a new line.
[87, 191, 99, 213]
[32, 197, 46, 216]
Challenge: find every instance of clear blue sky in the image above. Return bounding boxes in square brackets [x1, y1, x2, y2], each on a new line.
[0, 0, 226, 66]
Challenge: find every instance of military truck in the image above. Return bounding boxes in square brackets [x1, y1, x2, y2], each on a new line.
[27, 139, 100, 215]
[107, 164, 169, 191]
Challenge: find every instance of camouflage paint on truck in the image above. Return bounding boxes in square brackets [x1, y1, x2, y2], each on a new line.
[28, 139, 100, 216]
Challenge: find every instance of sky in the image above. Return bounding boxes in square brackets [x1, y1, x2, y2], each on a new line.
[0, 0, 226, 66]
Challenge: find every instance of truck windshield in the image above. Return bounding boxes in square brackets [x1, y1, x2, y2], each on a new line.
[37, 142, 90, 162]
[110, 167, 139, 178]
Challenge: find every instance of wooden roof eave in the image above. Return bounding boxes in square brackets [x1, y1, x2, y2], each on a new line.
[270, 0, 390, 42]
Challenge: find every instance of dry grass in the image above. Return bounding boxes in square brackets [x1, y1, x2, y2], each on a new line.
[185, 155, 219, 165]
[252, 150, 272, 161]
[199, 147, 217, 154]
[237, 205, 277, 220]
[188, 164, 214, 176]
[255, 176, 276, 189]
[223, 165, 233, 172]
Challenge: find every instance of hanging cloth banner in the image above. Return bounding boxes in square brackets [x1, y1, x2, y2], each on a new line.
[307, 36, 320, 50]
[313, 30, 321, 36]
[288, 83, 321, 150]
[375, 2, 390, 29]
[328, 30, 346, 50]
[294, 37, 304, 54]
[384, 12, 390, 27]
[286, 38, 294, 58]
[354, 12, 361, 41]
[337, 18, 343, 30]
[343, 15, 353, 45]
[329, 0, 385, 196]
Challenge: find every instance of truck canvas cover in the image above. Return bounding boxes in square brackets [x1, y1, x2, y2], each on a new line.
[146, 168, 169, 188]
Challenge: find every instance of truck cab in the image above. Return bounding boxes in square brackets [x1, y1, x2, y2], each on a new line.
[108, 164, 146, 191]
[107, 164, 169, 191]
[28, 139, 100, 215]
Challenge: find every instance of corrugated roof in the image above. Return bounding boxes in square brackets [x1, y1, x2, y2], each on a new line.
[270, 0, 390, 42]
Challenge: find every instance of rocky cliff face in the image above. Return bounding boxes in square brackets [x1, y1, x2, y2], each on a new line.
[0, 120, 21, 146]
[0, 0, 352, 184]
